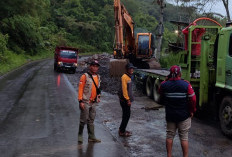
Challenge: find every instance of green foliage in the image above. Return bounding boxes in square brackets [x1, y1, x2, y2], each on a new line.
[0, 0, 228, 59]
[50, 0, 114, 52]
[134, 13, 158, 32]
[159, 51, 183, 68]
[0, 33, 8, 54]
[0, 49, 52, 75]
[0, 0, 50, 21]
[0, 32, 8, 62]
[162, 27, 178, 48]
[0, 50, 28, 75]
[1, 15, 43, 55]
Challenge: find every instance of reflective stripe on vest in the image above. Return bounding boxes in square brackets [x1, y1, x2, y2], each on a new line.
[165, 92, 187, 98]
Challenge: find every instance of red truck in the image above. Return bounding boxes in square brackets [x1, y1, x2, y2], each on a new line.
[54, 46, 78, 73]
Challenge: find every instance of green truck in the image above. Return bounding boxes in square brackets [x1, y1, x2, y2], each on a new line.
[134, 18, 232, 137]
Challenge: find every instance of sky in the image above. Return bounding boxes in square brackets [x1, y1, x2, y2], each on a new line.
[206, 0, 227, 17]
[167, 0, 231, 18]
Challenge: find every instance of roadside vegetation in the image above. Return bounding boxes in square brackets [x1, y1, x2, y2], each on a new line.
[0, 0, 228, 75]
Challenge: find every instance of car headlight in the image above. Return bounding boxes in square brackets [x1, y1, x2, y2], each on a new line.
[73, 63, 78, 67]
[58, 62, 63, 65]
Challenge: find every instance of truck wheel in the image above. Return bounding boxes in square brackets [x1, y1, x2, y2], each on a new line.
[56, 67, 60, 72]
[219, 96, 232, 137]
[146, 76, 153, 98]
[72, 69, 76, 74]
[153, 79, 161, 102]
[54, 64, 57, 71]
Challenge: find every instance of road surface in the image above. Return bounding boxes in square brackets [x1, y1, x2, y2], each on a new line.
[0, 58, 232, 157]
[0, 59, 127, 157]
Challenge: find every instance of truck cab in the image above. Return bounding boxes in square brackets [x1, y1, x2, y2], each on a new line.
[54, 46, 78, 73]
[134, 18, 232, 137]
[214, 26, 232, 136]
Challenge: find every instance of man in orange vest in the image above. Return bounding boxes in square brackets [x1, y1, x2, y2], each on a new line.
[78, 60, 101, 144]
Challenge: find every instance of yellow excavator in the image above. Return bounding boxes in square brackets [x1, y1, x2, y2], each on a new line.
[110, 0, 159, 77]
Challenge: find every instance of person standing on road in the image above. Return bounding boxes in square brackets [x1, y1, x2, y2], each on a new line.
[77, 60, 101, 144]
[118, 63, 135, 137]
[159, 65, 196, 157]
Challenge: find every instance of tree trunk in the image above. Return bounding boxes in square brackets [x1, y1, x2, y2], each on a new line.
[156, 0, 165, 60]
[222, 0, 230, 21]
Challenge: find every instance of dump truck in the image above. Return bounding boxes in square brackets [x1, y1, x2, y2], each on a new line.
[134, 17, 232, 137]
[54, 46, 79, 74]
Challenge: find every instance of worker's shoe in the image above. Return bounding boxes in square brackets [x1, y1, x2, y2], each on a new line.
[78, 123, 85, 144]
[88, 138, 101, 143]
[87, 124, 101, 143]
[118, 129, 132, 137]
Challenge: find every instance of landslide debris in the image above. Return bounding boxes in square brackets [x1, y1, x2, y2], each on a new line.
[67, 53, 144, 96]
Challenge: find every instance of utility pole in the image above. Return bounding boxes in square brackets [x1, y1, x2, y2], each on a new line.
[155, 0, 165, 60]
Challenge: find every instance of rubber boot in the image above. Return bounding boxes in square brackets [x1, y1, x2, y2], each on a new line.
[78, 123, 85, 144]
[87, 124, 101, 143]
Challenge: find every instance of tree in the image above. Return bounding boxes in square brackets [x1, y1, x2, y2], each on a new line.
[1, 15, 43, 55]
[167, 0, 231, 21]
[154, 0, 166, 60]
[221, 0, 230, 21]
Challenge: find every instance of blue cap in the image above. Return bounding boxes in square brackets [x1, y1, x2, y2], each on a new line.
[125, 63, 136, 69]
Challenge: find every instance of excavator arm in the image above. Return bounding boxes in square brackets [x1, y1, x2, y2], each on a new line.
[111, 0, 158, 77]
[114, 0, 135, 58]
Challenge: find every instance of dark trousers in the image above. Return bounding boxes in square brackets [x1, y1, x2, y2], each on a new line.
[119, 99, 131, 133]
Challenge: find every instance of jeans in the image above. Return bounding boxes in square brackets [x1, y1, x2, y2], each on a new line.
[119, 99, 131, 133]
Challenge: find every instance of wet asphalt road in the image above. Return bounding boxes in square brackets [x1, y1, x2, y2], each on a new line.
[1, 59, 232, 157]
[0, 59, 127, 157]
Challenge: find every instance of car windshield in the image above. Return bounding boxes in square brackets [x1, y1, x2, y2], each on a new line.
[60, 50, 77, 59]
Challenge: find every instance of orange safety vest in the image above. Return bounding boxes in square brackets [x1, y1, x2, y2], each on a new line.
[78, 73, 100, 102]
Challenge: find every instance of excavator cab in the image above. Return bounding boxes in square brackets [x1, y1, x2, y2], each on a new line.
[136, 33, 155, 59]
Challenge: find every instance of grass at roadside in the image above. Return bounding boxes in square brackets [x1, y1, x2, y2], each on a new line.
[79, 51, 108, 56]
[0, 50, 108, 76]
[0, 50, 53, 76]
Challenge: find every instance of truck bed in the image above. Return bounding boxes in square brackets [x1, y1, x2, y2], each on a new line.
[137, 69, 169, 77]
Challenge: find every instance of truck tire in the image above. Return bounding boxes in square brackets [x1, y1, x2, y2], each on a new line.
[71, 68, 76, 74]
[54, 63, 57, 71]
[56, 67, 60, 72]
[153, 79, 161, 102]
[219, 96, 232, 137]
[146, 76, 153, 98]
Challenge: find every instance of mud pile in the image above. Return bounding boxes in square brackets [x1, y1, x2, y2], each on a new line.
[70, 53, 144, 96]
[74, 54, 121, 95]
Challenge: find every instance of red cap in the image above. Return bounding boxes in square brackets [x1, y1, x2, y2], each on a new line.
[169, 65, 181, 78]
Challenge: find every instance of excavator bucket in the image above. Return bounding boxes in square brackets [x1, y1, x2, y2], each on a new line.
[146, 58, 161, 69]
[109, 59, 129, 77]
